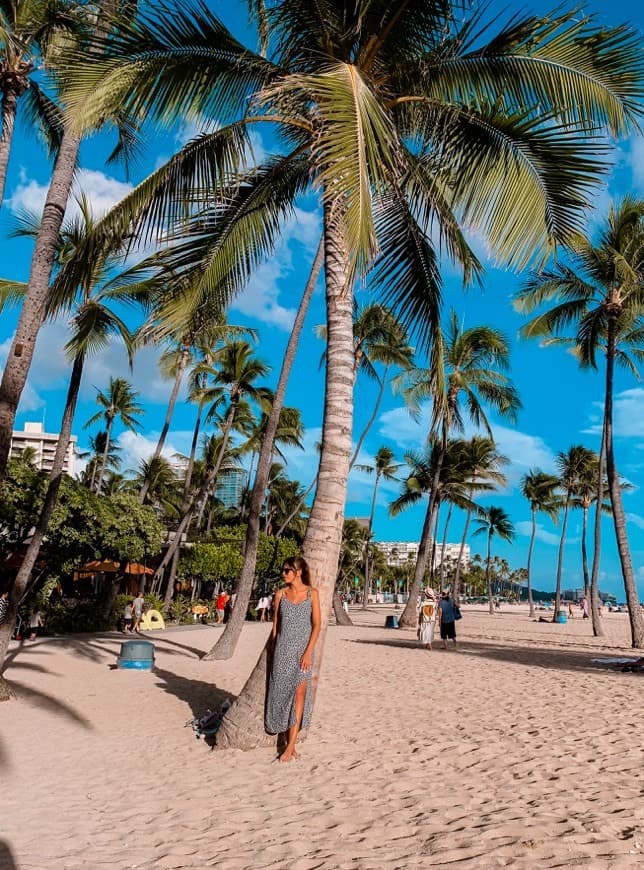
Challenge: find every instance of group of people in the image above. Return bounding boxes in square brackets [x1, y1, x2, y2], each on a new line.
[417, 588, 460, 651]
[123, 592, 145, 633]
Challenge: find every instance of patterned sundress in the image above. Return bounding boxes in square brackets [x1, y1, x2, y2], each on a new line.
[265, 591, 313, 734]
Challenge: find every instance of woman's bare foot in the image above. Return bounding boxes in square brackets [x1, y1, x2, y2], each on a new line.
[279, 748, 296, 762]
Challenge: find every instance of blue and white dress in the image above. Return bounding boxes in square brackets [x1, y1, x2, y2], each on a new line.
[265, 591, 313, 734]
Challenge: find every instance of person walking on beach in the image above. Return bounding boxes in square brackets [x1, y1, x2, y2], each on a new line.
[28, 608, 43, 640]
[417, 588, 437, 650]
[438, 590, 457, 650]
[123, 600, 134, 633]
[0, 589, 9, 626]
[265, 556, 321, 763]
[256, 594, 270, 622]
[215, 590, 227, 624]
[132, 592, 145, 633]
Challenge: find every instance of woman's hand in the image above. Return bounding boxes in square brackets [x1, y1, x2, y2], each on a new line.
[300, 650, 312, 672]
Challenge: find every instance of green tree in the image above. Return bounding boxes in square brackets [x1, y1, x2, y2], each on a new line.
[473, 507, 515, 614]
[515, 198, 644, 646]
[396, 311, 520, 628]
[85, 377, 144, 493]
[520, 469, 560, 617]
[62, 0, 644, 743]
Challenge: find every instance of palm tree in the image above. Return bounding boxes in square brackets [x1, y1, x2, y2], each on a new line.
[355, 446, 401, 608]
[85, 377, 144, 493]
[552, 446, 597, 621]
[0, 0, 80, 203]
[397, 312, 521, 628]
[317, 303, 414, 467]
[0, 194, 136, 697]
[61, 0, 644, 746]
[473, 507, 515, 614]
[520, 470, 560, 618]
[451, 436, 508, 602]
[153, 340, 271, 585]
[515, 198, 644, 646]
[0, 0, 125, 480]
[81, 430, 122, 491]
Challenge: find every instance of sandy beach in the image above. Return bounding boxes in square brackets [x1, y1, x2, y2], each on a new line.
[1, 605, 643, 869]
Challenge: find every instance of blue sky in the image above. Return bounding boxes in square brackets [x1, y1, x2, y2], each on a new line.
[1, 0, 643, 600]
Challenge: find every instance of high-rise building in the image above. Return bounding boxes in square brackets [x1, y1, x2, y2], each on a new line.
[215, 464, 248, 510]
[10, 422, 77, 477]
[375, 540, 469, 570]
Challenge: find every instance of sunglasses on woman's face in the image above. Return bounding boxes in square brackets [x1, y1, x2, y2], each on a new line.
[281, 567, 295, 575]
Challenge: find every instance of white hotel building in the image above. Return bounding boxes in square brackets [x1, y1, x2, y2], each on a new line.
[10, 422, 77, 477]
[375, 540, 469, 571]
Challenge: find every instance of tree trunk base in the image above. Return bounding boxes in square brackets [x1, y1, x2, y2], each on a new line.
[0, 673, 16, 701]
[332, 592, 353, 626]
[215, 646, 275, 750]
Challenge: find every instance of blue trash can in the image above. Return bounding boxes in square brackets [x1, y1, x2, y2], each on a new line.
[117, 639, 155, 670]
[556, 613, 567, 624]
[385, 614, 399, 629]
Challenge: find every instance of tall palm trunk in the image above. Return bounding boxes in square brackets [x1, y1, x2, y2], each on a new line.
[204, 240, 323, 660]
[525, 506, 537, 618]
[604, 320, 644, 647]
[0, 85, 22, 206]
[349, 364, 389, 469]
[590, 422, 606, 637]
[485, 533, 494, 614]
[553, 496, 571, 622]
[216, 214, 354, 749]
[452, 494, 473, 604]
[139, 346, 189, 503]
[399, 433, 447, 628]
[438, 502, 453, 588]
[0, 130, 81, 478]
[153, 403, 237, 586]
[581, 505, 590, 600]
[94, 412, 114, 493]
[361, 471, 381, 609]
[0, 352, 84, 700]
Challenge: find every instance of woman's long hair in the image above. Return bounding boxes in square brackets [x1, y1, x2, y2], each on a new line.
[283, 556, 311, 586]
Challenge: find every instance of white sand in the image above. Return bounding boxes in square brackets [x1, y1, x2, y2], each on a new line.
[1, 605, 643, 869]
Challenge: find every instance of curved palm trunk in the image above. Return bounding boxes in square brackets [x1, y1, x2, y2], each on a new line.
[204, 237, 323, 661]
[0, 353, 84, 700]
[349, 364, 389, 469]
[604, 322, 644, 647]
[361, 472, 381, 609]
[525, 507, 537, 618]
[0, 130, 81, 479]
[0, 87, 20, 207]
[139, 346, 189, 503]
[216, 214, 354, 750]
[399, 434, 447, 628]
[590, 423, 606, 637]
[438, 502, 453, 588]
[553, 497, 570, 622]
[452, 495, 473, 604]
[152, 405, 237, 585]
[486, 533, 494, 614]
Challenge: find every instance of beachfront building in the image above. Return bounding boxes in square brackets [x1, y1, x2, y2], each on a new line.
[215, 463, 248, 510]
[375, 540, 469, 570]
[10, 421, 77, 476]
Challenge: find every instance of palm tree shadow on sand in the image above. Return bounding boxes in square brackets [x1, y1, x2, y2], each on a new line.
[0, 839, 19, 870]
[348, 637, 641, 675]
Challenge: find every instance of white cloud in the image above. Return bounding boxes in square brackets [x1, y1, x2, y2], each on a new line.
[0, 322, 72, 413]
[624, 134, 644, 194]
[583, 388, 644, 439]
[378, 405, 557, 483]
[230, 205, 322, 330]
[626, 513, 644, 531]
[515, 520, 560, 546]
[8, 168, 133, 220]
[114, 429, 195, 473]
[81, 339, 180, 405]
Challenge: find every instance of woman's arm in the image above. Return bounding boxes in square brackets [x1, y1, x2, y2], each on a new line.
[271, 590, 283, 640]
[300, 589, 321, 671]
